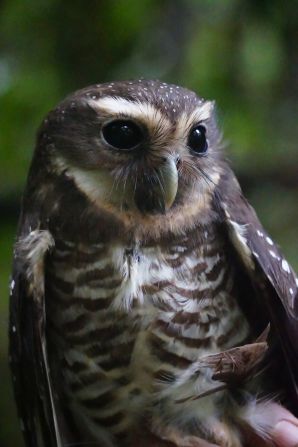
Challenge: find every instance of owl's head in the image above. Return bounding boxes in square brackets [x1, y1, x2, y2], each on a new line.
[34, 80, 226, 235]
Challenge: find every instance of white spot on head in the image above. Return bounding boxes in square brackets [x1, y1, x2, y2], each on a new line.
[204, 230, 208, 239]
[281, 259, 290, 273]
[266, 236, 273, 245]
[12, 325, 16, 333]
[173, 108, 176, 113]
[289, 287, 294, 295]
[257, 230, 264, 237]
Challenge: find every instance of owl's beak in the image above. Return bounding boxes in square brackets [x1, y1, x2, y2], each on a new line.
[134, 157, 178, 214]
[159, 156, 179, 210]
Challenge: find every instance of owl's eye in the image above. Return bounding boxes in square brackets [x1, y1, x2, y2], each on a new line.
[102, 120, 144, 150]
[188, 125, 208, 155]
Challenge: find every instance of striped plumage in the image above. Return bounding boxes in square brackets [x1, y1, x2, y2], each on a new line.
[46, 225, 249, 445]
[10, 80, 298, 447]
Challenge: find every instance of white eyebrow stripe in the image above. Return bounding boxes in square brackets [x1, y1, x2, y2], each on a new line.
[89, 96, 171, 127]
[90, 96, 214, 120]
[191, 100, 215, 122]
[177, 101, 215, 135]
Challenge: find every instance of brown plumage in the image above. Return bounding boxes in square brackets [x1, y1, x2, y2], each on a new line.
[9, 80, 298, 447]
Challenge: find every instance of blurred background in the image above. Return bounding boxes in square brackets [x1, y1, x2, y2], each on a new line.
[0, 0, 297, 444]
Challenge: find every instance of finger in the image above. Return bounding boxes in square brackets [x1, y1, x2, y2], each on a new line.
[273, 418, 298, 447]
[259, 403, 298, 447]
[242, 403, 298, 447]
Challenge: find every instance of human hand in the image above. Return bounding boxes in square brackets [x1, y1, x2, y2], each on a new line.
[271, 405, 298, 447]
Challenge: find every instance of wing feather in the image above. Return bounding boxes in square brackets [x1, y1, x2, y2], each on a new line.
[214, 169, 298, 411]
[9, 216, 62, 447]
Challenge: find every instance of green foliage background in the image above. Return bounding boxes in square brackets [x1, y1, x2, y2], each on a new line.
[0, 1, 297, 445]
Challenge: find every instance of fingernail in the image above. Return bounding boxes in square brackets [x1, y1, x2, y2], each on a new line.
[274, 420, 298, 447]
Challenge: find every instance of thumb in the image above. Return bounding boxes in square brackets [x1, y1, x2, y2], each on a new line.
[273, 417, 298, 447]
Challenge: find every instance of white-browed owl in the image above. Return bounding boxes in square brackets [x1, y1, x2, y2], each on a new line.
[10, 80, 298, 447]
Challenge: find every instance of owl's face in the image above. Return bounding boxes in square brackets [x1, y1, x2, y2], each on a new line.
[38, 80, 224, 233]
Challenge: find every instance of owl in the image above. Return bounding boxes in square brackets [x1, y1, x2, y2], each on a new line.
[9, 80, 298, 447]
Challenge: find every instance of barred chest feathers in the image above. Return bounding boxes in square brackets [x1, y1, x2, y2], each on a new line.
[46, 226, 250, 444]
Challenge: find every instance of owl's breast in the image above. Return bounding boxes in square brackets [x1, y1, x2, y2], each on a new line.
[46, 232, 250, 442]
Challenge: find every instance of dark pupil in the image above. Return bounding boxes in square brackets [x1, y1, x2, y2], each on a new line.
[102, 120, 143, 150]
[188, 125, 208, 154]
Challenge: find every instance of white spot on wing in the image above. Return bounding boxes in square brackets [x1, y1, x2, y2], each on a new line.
[269, 250, 280, 261]
[10, 279, 15, 295]
[281, 259, 290, 273]
[257, 230, 264, 237]
[289, 288, 294, 295]
[266, 236, 273, 245]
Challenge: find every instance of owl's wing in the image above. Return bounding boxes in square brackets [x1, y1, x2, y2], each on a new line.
[9, 211, 62, 447]
[214, 169, 298, 409]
